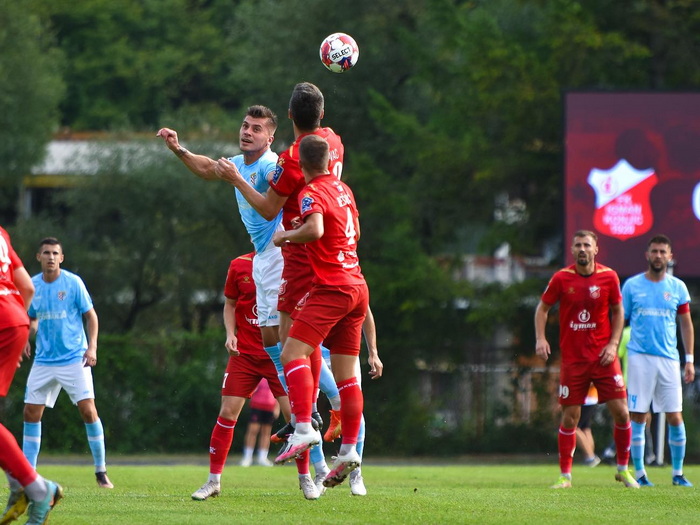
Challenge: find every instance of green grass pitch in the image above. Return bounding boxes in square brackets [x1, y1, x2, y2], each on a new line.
[4, 461, 697, 524]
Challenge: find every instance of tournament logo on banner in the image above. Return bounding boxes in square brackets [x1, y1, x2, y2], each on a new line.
[587, 159, 658, 240]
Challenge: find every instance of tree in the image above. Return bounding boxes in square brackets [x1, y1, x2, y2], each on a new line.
[0, 0, 64, 221]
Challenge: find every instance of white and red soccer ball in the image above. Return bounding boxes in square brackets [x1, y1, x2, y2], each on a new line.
[319, 33, 359, 73]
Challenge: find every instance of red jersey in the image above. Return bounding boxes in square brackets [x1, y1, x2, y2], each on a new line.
[541, 263, 622, 365]
[298, 175, 365, 286]
[270, 127, 344, 231]
[223, 253, 265, 356]
[0, 227, 29, 330]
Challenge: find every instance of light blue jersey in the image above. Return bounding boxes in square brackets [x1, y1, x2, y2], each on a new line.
[230, 149, 282, 252]
[28, 270, 93, 366]
[622, 272, 691, 360]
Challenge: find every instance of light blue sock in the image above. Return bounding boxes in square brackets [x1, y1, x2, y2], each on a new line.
[22, 422, 42, 468]
[668, 423, 686, 476]
[265, 344, 287, 391]
[85, 419, 107, 470]
[631, 421, 646, 473]
[319, 356, 339, 400]
[356, 414, 366, 459]
[310, 442, 325, 468]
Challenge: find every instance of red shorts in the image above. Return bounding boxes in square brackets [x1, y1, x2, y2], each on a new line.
[289, 283, 369, 356]
[559, 358, 626, 405]
[278, 244, 314, 314]
[0, 325, 29, 397]
[221, 353, 287, 399]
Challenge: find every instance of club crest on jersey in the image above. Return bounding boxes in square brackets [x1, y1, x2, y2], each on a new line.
[249, 172, 257, 185]
[614, 374, 625, 388]
[272, 163, 284, 184]
[301, 195, 314, 214]
[664, 291, 672, 302]
[589, 285, 600, 299]
[57, 291, 66, 301]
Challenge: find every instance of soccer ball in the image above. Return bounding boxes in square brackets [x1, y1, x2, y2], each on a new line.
[319, 33, 359, 73]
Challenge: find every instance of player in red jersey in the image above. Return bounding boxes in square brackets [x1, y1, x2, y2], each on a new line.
[214, 82, 347, 497]
[0, 226, 63, 524]
[534, 230, 638, 489]
[272, 135, 369, 490]
[191, 253, 294, 501]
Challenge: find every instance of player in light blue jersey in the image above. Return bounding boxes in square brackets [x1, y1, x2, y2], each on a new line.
[24, 237, 113, 489]
[621, 234, 695, 487]
[157, 106, 283, 350]
[158, 107, 335, 497]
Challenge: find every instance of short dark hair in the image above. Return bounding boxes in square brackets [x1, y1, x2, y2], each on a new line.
[289, 82, 324, 131]
[299, 135, 329, 173]
[647, 234, 672, 249]
[246, 105, 278, 133]
[573, 229, 597, 242]
[38, 237, 61, 250]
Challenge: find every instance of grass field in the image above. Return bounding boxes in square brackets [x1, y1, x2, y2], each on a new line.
[4, 460, 698, 524]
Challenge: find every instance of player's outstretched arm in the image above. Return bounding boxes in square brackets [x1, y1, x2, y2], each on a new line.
[156, 128, 218, 180]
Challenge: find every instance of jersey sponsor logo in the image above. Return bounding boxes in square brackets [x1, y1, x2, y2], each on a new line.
[300, 195, 314, 214]
[570, 309, 596, 331]
[246, 304, 260, 326]
[589, 285, 600, 299]
[36, 310, 68, 321]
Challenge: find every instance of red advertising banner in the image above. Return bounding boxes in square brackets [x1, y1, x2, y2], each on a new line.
[565, 92, 700, 278]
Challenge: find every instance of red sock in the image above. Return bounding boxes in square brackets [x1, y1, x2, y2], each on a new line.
[0, 425, 37, 487]
[209, 417, 236, 475]
[558, 426, 576, 475]
[614, 422, 632, 467]
[337, 377, 363, 445]
[295, 449, 310, 475]
[284, 358, 313, 424]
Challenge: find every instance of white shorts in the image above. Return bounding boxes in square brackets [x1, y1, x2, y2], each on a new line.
[25, 361, 95, 407]
[627, 352, 682, 414]
[253, 240, 283, 327]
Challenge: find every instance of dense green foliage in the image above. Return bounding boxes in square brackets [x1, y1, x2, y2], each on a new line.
[3, 0, 700, 455]
[0, 0, 64, 220]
